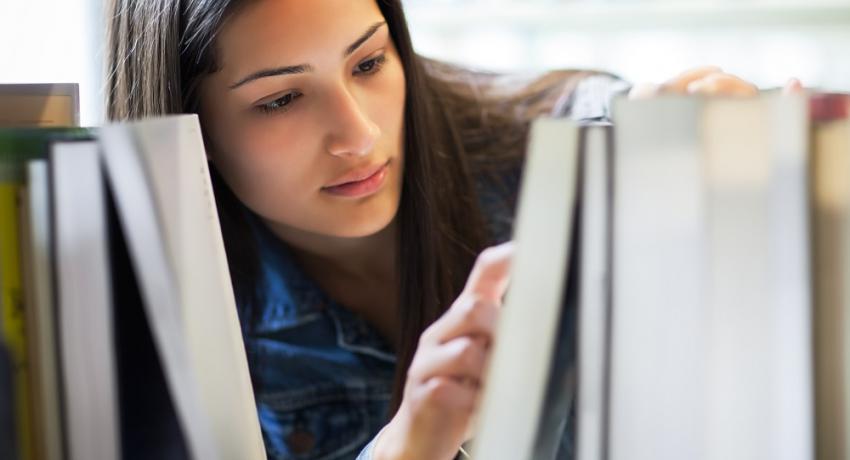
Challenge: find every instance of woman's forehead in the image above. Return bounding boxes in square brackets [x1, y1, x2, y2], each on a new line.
[215, 0, 386, 77]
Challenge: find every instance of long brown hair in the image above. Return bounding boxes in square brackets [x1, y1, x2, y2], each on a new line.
[106, 0, 589, 416]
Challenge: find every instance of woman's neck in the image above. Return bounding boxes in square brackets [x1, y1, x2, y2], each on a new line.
[262, 216, 401, 347]
[265, 217, 398, 283]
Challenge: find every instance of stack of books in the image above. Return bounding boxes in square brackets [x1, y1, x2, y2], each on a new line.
[0, 84, 265, 460]
[473, 91, 850, 460]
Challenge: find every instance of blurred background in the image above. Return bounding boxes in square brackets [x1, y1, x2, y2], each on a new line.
[2, 0, 848, 125]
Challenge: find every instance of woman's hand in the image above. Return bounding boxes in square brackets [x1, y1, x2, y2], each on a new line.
[374, 242, 514, 460]
[628, 65, 803, 98]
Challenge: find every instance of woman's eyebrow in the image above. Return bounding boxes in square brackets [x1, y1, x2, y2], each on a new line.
[228, 64, 312, 90]
[228, 21, 388, 90]
[343, 21, 386, 58]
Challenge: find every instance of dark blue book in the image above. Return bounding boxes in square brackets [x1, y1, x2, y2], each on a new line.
[0, 341, 18, 460]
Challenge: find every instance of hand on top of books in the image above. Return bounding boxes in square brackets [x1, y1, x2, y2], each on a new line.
[628, 65, 803, 99]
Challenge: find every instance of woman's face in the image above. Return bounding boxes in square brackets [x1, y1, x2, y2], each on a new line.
[199, 0, 406, 239]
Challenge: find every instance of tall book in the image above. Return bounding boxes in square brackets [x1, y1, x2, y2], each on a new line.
[18, 159, 63, 460]
[472, 118, 581, 460]
[810, 93, 850, 460]
[0, 133, 33, 460]
[52, 140, 120, 460]
[98, 115, 265, 460]
[610, 93, 813, 460]
[0, 341, 18, 460]
[575, 124, 613, 460]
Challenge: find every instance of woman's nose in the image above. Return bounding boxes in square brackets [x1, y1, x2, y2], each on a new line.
[324, 88, 380, 158]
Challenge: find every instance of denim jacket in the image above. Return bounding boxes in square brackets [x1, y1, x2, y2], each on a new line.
[236, 70, 629, 460]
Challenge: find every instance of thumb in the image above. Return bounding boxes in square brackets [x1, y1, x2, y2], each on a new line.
[462, 242, 514, 304]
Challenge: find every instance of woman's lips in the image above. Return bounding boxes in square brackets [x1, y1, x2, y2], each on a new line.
[322, 161, 390, 198]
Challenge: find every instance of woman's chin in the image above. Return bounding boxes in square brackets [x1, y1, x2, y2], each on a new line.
[324, 211, 397, 239]
[317, 188, 401, 239]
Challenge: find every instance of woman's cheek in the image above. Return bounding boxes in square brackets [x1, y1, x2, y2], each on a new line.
[214, 130, 299, 209]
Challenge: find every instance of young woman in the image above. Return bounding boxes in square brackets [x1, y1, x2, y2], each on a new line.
[105, 1, 783, 458]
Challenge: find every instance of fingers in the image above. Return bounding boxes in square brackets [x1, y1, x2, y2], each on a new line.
[411, 335, 489, 385]
[418, 242, 512, 346]
[686, 72, 758, 97]
[415, 376, 479, 415]
[422, 294, 499, 346]
[629, 66, 764, 99]
[385, 244, 514, 460]
[661, 65, 724, 93]
[461, 241, 514, 303]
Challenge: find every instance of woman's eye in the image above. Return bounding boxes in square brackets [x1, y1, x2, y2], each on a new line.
[256, 91, 302, 115]
[354, 54, 387, 76]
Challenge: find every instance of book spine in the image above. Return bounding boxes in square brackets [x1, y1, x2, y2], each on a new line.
[810, 94, 850, 460]
[0, 181, 33, 460]
[0, 341, 19, 460]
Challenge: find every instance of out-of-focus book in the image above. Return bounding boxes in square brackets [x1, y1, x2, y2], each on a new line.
[0, 82, 79, 460]
[472, 91, 850, 460]
[0, 115, 266, 460]
[609, 93, 812, 460]
[0, 84, 79, 128]
[810, 93, 850, 460]
[1, 128, 90, 460]
[472, 118, 582, 460]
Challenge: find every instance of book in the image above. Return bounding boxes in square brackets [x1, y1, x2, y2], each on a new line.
[472, 117, 581, 460]
[0, 84, 79, 128]
[0, 140, 31, 460]
[0, 116, 264, 459]
[609, 93, 813, 460]
[18, 159, 63, 460]
[108, 185, 194, 460]
[810, 93, 850, 460]
[0, 84, 82, 459]
[471, 93, 843, 460]
[575, 124, 613, 460]
[51, 140, 120, 460]
[98, 115, 265, 460]
[0, 341, 18, 460]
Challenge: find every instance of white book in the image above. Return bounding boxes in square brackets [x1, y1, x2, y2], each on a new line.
[610, 96, 708, 460]
[575, 124, 612, 460]
[472, 118, 581, 460]
[19, 160, 63, 460]
[52, 141, 120, 460]
[99, 115, 265, 460]
[610, 94, 813, 460]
